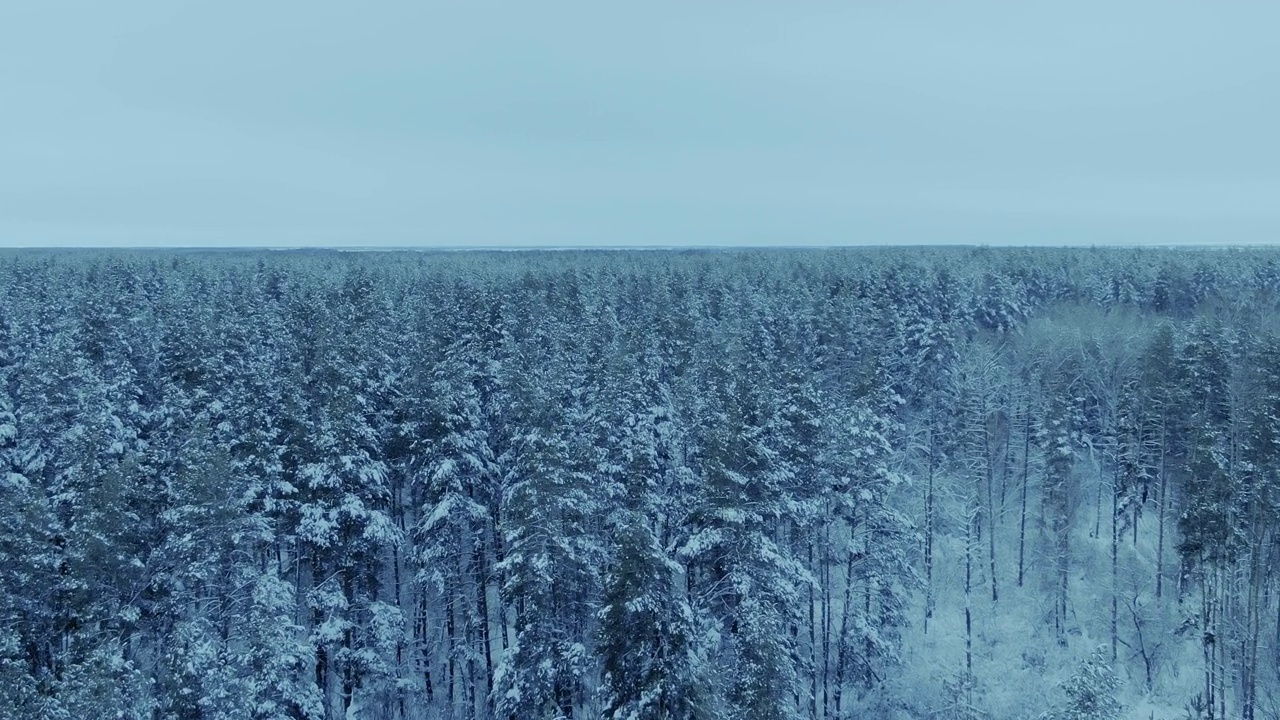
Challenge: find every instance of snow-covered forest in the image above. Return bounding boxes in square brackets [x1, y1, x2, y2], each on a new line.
[3, 246, 1280, 720]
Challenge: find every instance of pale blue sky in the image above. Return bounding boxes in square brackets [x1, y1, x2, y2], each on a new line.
[1, 1, 1277, 247]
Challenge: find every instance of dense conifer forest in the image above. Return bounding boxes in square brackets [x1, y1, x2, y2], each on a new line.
[3, 246, 1280, 720]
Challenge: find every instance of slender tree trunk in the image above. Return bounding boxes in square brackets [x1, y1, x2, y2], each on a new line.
[1241, 482, 1267, 720]
[984, 403, 998, 604]
[387, 589, 409, 720]
[964, 502, 975, 676]
[999, 405, 1012, 512]
[822, 511, 832, 719]
[1275, 549, 1280, 674]
[863, 534, 874, 687]
[417, 594, 435, 707]
[1135, 404, 1147, 546]
[1156, 419, 1168, 600]
[391, 479, 409, 720]
[1269, 543, 1280, 671]
[925, 410, 936, 629]
[1216, 572, 1226, 720]
[463, 540, 479, 720]
[1203, 567, 1215, 720]
[296, 545, 311, 635]
[320, 565, 346, 720]
[447, 572, 457, 718]
[1110, 458, 1119, 663]
[792, 595, 803, 712]
[389, 538, 404, 717]
[832, 546, 858, 717]
[808, 538, 819, 720]
[1018, 402, 1031, 588]
[491, 507, 511, 654]
[475, 536, 495, 716]
[1093, 464, 1103, 540]
[1052, 468, 1070, 648]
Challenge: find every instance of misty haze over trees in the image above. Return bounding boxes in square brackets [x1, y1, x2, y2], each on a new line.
[2, 246, 1280, 719]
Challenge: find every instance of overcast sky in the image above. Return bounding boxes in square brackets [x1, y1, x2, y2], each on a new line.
[1, 1, 1277, 248]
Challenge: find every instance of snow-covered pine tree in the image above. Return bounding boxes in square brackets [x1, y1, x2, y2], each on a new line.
[416, 325, 501, 719]
[494, 338, 605, 720]
[676, 333, 811, 720]
[597, 352, 711, 720]
[1238, 332, 1280, 720]
[1041, 353, 1080, 647]
[822, 400, 915, 717]
[1175, 321, 1237, 719]
[1041, 647, 1122, 720]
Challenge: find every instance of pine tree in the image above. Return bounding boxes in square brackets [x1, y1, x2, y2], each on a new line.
[679, 354, 809, 720]
[1041, 357, 1079, 646]
[598, 357, 711, 720]
[1042, 647, 1122, 720]
[494, 353, 604, 720]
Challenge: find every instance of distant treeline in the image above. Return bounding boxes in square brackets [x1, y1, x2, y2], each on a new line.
[1, 247, 1279, 719]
